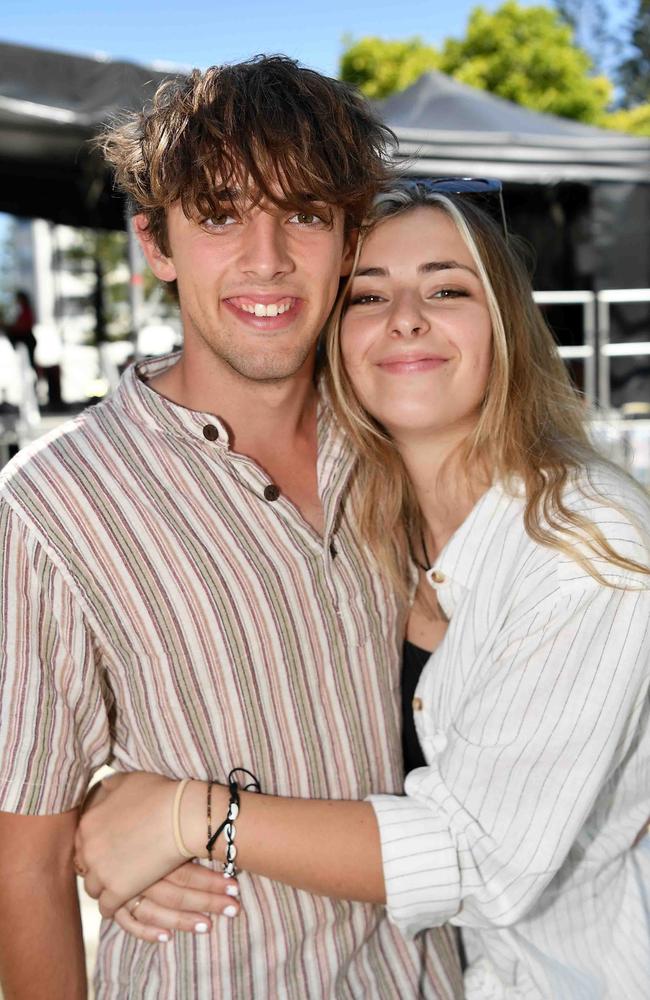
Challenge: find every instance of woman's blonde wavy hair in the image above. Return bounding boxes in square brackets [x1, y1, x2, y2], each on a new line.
[326, 183, 649, 597]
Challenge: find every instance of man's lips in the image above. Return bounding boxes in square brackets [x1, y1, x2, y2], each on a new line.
[224, 295, 302, 328]
[377, 354, 449, 374]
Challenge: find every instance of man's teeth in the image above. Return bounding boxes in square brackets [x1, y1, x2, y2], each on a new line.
[240, 301, 293, 317]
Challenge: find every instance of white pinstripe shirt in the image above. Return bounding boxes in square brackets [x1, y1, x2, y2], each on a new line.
[369, 468, 650, 1000]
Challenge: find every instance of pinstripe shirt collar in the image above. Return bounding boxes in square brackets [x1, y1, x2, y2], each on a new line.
[426, 483, 522, 615]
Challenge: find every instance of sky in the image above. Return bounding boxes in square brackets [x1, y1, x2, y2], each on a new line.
[2, 0, 543, 77]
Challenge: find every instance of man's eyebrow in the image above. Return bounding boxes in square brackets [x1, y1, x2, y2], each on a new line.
[355, 260, 478, 278]
[212, 186, 239, 201]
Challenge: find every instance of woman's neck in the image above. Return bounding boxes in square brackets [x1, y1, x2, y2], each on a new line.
[397, 428, 491, 558]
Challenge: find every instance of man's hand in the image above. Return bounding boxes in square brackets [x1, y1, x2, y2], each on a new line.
[75, 772, 184, 917]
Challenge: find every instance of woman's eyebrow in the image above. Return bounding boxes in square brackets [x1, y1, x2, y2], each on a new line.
[419, 260, 478, 276]
[355, 260, 478, 278]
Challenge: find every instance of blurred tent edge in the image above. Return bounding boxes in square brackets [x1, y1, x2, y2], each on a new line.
[0, 40, 180, 230]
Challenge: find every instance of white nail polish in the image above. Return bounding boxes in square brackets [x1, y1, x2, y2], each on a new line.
[223, 904, 238, 918]
[194, 921, 209, 933]
[158, 933, 170, 943]
[225, 884, 239, 897]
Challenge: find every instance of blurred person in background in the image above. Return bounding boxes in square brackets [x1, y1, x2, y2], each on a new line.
[0, 58, 462, 1000]
[2, 289, 37, 372]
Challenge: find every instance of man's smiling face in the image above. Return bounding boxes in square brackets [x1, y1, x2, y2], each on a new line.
[138, 188, 353, 384]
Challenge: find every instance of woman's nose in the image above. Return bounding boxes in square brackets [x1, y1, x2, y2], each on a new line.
[389, 295, 430, 338]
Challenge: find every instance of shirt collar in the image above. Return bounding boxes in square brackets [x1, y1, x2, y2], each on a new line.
[110, 351, 356, 522]
[112, 352, 233, 446]
[425, 482, 524, 613]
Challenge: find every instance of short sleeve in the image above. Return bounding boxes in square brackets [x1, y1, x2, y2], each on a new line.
[0, 501, 111, 813]
[369, 575, 650, 938]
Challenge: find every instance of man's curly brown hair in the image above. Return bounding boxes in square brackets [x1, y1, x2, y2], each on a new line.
[100, 55, 395, 253]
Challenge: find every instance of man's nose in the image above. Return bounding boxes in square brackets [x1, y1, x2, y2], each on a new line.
[389, 292, 430, 338]
[238, 212, 294, 281]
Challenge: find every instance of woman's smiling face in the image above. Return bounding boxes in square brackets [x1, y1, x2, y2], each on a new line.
[340, 206, 493, 445]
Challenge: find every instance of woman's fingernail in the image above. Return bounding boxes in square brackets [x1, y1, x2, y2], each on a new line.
[158, 933, 170, 943]
[225, 884, 239, 897]
[223, 904, 238, 918]
[194, 921, 209, 934]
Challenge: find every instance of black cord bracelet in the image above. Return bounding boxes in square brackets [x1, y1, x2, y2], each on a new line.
[205, 767, 262, 873]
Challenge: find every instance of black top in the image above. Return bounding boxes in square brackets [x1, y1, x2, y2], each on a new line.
[401, 638, 431, 773]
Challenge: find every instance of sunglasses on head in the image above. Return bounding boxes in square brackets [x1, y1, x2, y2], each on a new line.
[401, 177, 508, 240]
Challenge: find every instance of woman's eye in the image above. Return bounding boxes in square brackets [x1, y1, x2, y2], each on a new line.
[349, 293, 385, 306]
[431, 287, 468, 299]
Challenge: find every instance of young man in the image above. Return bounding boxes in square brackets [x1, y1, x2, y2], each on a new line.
[0, 57, 462, 998]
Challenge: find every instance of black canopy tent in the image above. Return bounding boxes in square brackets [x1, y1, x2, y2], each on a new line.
[376, 71, 650, 293]
[2, 41, 649, 279]
[0, 41, 177, 229]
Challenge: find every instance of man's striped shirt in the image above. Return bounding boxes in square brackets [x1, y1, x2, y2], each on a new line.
[0, 353, 462, 999]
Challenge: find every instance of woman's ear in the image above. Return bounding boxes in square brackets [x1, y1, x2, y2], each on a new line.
[133, 215, 177, 283]
[340, 229, 359, 277]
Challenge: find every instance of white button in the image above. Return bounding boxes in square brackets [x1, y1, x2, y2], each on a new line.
[431, 731, 448, 753]
[426, 567, 446, 586]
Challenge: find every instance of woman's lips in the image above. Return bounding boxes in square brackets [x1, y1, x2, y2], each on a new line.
[377, 355, 448, 374]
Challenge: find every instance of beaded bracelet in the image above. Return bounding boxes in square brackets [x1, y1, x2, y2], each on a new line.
[205, 768, 261, 875]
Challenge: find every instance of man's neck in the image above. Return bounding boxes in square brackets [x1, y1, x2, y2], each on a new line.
[148, 349, 325, 533]
[149, 349, 319, 458]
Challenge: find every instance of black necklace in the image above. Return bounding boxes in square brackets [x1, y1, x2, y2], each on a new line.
[410, 525, 431, 573]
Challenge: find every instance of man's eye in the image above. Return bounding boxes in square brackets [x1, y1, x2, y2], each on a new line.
[289, 212, 325, 226]
[202, 214, 237, 229]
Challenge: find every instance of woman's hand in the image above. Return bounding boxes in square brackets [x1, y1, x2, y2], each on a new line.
[113, 863, 241, 944]
[75, 771, 189, 917]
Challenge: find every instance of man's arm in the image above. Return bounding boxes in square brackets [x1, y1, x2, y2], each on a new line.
[0, 809, 87, 1000]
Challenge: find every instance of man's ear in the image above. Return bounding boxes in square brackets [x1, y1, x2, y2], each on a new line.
[340, 229, 359, 277]
[133, 214, 177, 283]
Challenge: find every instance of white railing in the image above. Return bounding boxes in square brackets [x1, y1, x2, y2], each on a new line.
[533, 291, 596, 405]
[596, 289, 650, 410]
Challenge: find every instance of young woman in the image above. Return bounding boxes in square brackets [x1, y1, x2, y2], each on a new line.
[77, 184, 650, 999]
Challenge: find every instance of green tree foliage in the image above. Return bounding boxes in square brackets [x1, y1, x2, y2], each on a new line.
[63, 230, 129, 343]
[339, 35, 439, 100]
[618, 0, 650, 106]
[438, 2, 612, 122]
[602, 102, 650, 136]
[339, 3, 612, 123]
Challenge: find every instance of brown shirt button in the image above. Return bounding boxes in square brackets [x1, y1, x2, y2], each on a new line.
[430, 570, 446, 584]
[264, 484, 280, 501]
[412, 697, 423, 711]
[202, 424, 219, 441]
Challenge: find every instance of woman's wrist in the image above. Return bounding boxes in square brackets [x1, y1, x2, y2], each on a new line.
[180, 780, 229, 862]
